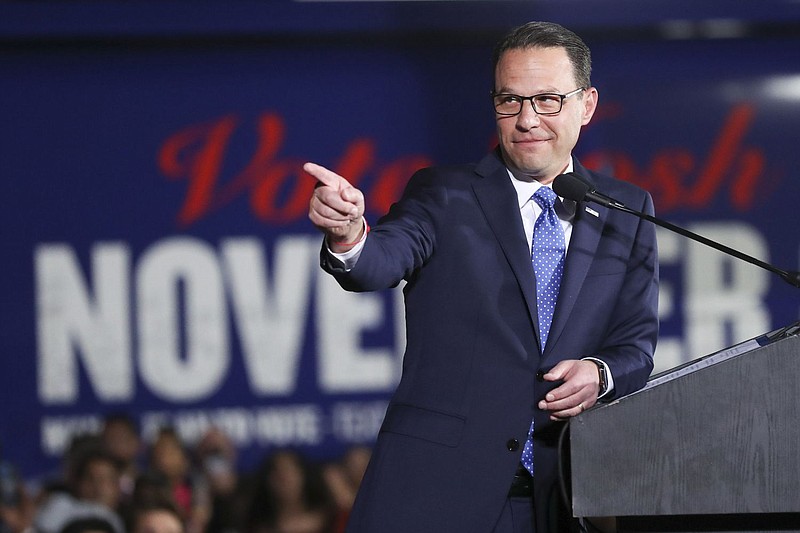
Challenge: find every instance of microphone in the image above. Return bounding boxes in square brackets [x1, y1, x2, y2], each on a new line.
[553, 172, 800, 289]
[552, 173, 627, 210]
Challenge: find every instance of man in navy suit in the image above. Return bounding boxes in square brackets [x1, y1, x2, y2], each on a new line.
[306, 21, 658, 533]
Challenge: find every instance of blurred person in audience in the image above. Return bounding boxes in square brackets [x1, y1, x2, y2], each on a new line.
[35, 442, 126, 533]
[0, 459, 34, 533]
[148, 428, 210, 533]
[322, 446, 372, 532]
[131, 471, 174, 513]
[59, 516, 117, 533]
[130, 500, 184, 533]
[100, 413, 142, 501]
[47, 434, 107, 498]
[321, 446, 371, 533]
[129, 470, 186, 531]
[338, 447, 369, 502]
[35, 495, 123, 533]
[35, 487, 124, 533]
[72, 449, 123, 515]
[194, 428, 242, 533]
[244, 450, 334, 533]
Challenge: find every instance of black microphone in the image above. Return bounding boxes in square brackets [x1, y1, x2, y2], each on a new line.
[553, 172, 626, 210]
[553, 172, 800, 289]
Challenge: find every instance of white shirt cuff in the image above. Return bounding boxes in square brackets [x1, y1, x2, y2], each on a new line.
[327, 218, 368, 271]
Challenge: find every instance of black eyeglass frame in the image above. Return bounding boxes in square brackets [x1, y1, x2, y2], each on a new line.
[491, 87, 586, 116]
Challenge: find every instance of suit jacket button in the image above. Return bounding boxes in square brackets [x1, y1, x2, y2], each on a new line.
[506, 439, 519, 451]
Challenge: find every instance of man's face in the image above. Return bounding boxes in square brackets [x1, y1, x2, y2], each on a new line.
[77, 459, 121, 510]
[494, 46, 597, 183]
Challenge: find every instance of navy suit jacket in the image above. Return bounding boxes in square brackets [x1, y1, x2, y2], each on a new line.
[321, 149, 659, 533]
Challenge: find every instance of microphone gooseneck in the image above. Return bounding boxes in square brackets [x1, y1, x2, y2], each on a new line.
[552, 172, 800, 289]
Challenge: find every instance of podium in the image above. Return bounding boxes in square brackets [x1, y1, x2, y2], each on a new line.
[569, 325, 800, 532]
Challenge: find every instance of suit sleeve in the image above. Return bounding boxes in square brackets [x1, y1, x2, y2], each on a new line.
[320, 167, 447, 292]
[596, 190, 659, 398]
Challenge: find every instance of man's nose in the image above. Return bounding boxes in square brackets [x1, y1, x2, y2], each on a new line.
[516, 101, 541, 130]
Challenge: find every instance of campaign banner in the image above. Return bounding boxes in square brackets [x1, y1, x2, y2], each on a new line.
[2, 33, 799, 481]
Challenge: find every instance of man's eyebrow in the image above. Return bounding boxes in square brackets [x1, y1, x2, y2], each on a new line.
[493, 87, 560, 95]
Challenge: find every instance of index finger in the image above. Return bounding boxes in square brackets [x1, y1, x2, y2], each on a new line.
[304, 162, 352, 190]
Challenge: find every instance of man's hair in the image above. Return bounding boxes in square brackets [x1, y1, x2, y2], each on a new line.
[60, 517, 118, 533]
[72, 448, 121, 486]
[492, 21, 592, 90]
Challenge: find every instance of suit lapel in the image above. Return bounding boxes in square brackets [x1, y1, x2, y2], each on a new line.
[546, 165, 606, 354]
[470, 155, 611, 357]
[472, 152, 542, 352]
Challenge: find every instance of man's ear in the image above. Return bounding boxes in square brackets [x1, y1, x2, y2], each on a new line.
[581, 87, 599, 125]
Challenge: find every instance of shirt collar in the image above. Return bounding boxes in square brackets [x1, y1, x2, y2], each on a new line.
[507, 158, 575, 210]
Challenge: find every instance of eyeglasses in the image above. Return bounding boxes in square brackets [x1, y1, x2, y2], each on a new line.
[491, 87, 585, 116]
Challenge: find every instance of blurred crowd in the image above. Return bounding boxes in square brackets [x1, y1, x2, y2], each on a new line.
[0, 414, 371, 533]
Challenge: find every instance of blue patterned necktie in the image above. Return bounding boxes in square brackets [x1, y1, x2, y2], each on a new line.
[521, 186, 566, 477]
[531, 186, 566, 348]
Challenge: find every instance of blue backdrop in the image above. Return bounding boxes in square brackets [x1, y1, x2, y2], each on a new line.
[2, 1, 800, 481]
